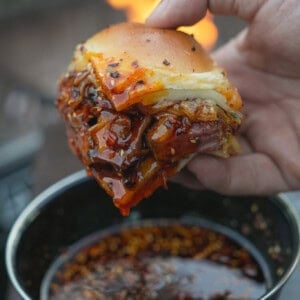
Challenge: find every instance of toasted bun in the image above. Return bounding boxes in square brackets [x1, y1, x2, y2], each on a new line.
[82, 22, 213, 73]
[70, 22, 242, 112]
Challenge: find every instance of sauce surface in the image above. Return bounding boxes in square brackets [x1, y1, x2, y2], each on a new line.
[42, 222, 267, 300]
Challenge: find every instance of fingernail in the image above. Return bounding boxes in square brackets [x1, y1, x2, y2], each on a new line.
[146, 0, 169, 24]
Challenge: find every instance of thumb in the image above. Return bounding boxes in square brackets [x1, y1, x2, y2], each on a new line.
[146, 0, 264, 28]
[146, 0, 207, 28]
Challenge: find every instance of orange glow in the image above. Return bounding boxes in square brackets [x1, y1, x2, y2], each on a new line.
[178, 12, 218, 50]
[107, 0, 218, 50]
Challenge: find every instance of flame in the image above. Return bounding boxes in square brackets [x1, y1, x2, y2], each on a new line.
[107, 0, 218, 50]
[178, 12, 218, 50]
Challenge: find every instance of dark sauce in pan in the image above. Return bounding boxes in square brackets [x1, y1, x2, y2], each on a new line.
[41, 220, 269, 300]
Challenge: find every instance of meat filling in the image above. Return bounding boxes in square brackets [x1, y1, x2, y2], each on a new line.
[57, 70, 240, 215]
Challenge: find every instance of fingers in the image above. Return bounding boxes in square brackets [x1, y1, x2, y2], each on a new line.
[207, 0, 264, 21]
[146, 0, 206, 28]
[235, 135, 253, 154]
[187, 153, 289, 195]
[146, 0, 264, 28]
[170, 135, 252, 191]
[171, 168, 205, 190]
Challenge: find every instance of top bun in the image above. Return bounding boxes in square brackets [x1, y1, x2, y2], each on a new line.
[83, 22, 214, 73]
[70, 22, 242, 112]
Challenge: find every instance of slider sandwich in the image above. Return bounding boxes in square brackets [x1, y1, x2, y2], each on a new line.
[57, 22, 243, 215]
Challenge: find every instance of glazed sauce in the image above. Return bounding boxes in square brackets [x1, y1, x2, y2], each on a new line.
[57, 69, 241, 215]
[41, 222, 267, 300]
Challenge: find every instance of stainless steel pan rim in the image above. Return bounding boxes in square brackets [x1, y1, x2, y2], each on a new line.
[5, 170, 300, 300]
[6, 170, 88, 300]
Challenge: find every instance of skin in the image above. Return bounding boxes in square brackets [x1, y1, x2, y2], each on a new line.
[146, 0, 300, 195]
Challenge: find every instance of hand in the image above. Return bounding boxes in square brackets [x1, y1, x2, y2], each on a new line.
[147, 0, 300, 195]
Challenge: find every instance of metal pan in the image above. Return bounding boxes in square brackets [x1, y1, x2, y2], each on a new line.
[5, 170, 300, 299]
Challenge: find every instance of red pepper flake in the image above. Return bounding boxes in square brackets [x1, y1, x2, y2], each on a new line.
[47, 223, 265, 299]
[105, 130, 118, 146]
[108, 62, 119, 68]
[163, 59, 170, 66]
[137, 80, 144, 85]
[79, 44, 85, 52]
[191, 46, 196, 52]
[110, 71, 120, 79]
[131, 60, 139, 68]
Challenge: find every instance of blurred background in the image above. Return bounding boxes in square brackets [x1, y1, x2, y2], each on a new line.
[0, 1, 298, 299]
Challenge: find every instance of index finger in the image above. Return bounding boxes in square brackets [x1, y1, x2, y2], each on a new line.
[146, 0, 263, 28]
[146, 0, 206, 28]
